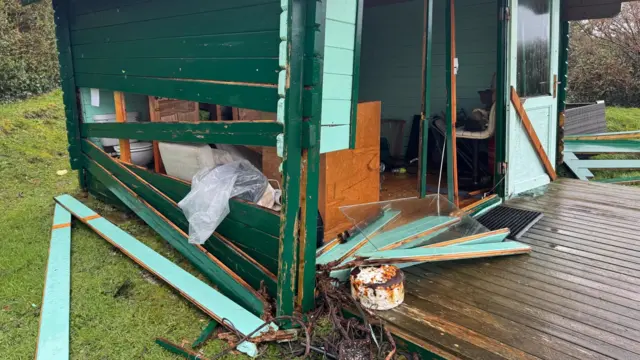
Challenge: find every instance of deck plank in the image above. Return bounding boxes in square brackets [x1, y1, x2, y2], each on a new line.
[377, 179, 640, 359]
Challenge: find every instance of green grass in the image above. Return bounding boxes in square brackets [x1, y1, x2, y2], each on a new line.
[588, 107, 640, 182]
[603, 107, 640, 133]
[0, 91, 255, 359]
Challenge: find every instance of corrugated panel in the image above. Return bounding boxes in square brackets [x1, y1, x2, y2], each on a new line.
[565, 103, 607, 135]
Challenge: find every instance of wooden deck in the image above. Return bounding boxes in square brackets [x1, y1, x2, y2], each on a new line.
[376, 179, 640, 360]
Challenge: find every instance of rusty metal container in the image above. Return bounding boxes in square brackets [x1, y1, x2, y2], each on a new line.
[350, 265, 405, 310]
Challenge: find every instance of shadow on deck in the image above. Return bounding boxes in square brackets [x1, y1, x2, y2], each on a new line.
[375, 179, 640, 360]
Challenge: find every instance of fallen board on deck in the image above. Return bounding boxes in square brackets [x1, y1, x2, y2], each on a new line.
[352, 241, 531, 266]
[424, 228, 510, 247]
[35, 204, 72, 360]
[54, 194, 276, 357]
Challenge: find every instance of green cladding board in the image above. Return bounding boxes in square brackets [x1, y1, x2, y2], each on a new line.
[66, 0, 282, 110]
[54, 194, 276, 358]
[320, 0, 359, 153]
[35, 205, 72, 360]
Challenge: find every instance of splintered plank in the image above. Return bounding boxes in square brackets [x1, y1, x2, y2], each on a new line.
[35, 204, 72, 360]
[73, 159, 268, 315]
[81, 141, 277, 295]
[354, 241, 531, 266]
[54, 194, 276, 357]
[510, 87, 557, 181]
[424, 228, 510, 248]
[315, 209, 401, 266]
[192, 320, 218, 349]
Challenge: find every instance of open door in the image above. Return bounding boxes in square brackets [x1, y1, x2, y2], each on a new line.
[505, 0, 559, 196]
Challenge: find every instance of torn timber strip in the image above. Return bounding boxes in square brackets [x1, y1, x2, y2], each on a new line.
[54, 194, 277, 357]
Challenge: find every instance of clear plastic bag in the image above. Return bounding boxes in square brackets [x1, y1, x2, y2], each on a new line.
[178, 160, 268, 244]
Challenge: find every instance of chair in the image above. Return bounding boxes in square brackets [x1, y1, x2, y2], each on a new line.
[433, 104, 496, 184]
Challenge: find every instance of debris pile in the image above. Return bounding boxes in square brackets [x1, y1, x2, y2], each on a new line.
[316, 195, 531, 283]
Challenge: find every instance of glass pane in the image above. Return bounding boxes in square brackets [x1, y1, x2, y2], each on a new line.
[516, 0, 551, 97]
[339, 195, 490, 250]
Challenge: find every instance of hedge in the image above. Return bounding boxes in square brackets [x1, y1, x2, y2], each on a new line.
[0, 0, 59, 102]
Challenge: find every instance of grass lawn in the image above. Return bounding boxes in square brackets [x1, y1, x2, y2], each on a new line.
[0, 91, 259, 359]
[588, 107, 640, 182]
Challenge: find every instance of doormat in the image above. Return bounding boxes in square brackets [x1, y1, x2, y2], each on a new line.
[476, 205, 543, 240]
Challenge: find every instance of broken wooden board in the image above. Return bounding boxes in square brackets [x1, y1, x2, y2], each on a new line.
[353, 241, 531, 266]
[54, 194, 276, 357]
[82, 140, 277, 296]
[423, 228, 510, 248]
[316, 209, 401, 266]
[564, 159, 640, 170]
[192, 320, 218, 349]
[35, 204, 72, 360]
[565, 130, 640, 141]
[80, 155, 268, 315]
[156, 338, 212, 360]
[564, 139, 640, 154]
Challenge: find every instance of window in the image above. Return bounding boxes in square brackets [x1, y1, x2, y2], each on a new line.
[516, 0, 551, 97]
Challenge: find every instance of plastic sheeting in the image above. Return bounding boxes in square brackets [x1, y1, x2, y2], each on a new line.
[178, 160, 268, 244]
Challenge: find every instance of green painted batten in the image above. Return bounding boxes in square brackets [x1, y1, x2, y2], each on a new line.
[35, 205, 72, 360]
[54, 194, 275, 357]
[81, 121, 283, 147]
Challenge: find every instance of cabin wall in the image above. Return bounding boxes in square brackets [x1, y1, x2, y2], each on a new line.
[358, 0, 497, 153]
[67, 0, 282, 112]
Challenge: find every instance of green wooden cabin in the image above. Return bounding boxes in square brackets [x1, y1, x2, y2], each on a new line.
[26, 0, 634, 356]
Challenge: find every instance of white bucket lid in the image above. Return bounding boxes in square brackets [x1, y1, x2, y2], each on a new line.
[115, 141, 153, 152]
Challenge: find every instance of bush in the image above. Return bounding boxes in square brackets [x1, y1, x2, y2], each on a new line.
[0, 0, 59, 102]
[567, 4, 640, 107]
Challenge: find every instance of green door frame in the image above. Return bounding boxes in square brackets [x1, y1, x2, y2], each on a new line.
[493, 0, 509, 198]
[419, 0, 434, 198]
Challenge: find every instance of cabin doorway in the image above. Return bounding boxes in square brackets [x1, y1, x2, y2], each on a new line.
[358, 0, 501, 206]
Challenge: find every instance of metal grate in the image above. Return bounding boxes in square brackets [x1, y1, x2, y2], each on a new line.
[476, 206, 543, 240]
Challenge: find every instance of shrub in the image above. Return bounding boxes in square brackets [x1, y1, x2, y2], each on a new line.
[0, 0, 59, 102]
[567, 4, 640, 107]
